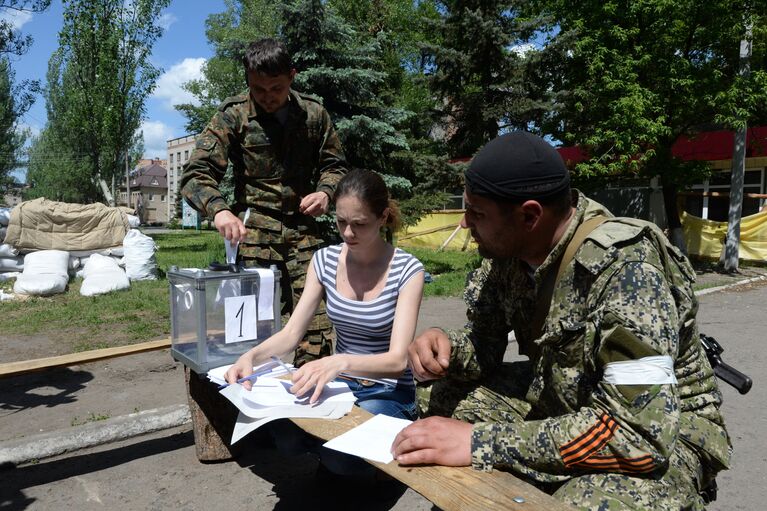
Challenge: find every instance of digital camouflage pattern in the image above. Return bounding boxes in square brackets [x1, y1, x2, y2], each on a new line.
[180, 89, 347, 365]
[417, 192, 731, 510]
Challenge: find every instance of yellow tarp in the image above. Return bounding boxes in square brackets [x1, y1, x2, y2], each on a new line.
[397, 211, 477, 251]
[682, 208, 767, 261]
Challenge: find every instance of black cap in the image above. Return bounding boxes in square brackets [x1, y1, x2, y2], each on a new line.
[465, 132, 570, 201]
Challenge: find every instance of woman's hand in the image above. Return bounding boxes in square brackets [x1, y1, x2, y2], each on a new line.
[224, 352, 256, 390]
[289, 355, 346, 404]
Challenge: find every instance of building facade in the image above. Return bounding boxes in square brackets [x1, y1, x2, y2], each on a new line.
[166, 134, 198, 221]
[119, 160, 168, 225]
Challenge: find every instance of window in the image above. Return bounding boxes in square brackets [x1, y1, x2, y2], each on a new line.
[169, 154, 174, 163]
[177, 152, 181, 162]
[686, 168, 765, 220]
[148, 194, 155, 201]
[184, 150, 189, 161]
[161, 195, 166, 202]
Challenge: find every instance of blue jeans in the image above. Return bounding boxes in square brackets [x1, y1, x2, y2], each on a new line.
[340, 378, 416, 420]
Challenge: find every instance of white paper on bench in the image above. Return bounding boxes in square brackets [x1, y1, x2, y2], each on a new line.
[322, 414, 412, 464]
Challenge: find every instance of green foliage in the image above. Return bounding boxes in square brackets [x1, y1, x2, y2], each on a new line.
[0, 1, 51, 56]
[0, 58, 32, 194]
[539, 0, 767, 185]
[26, 0, 170, 203]
[175, 0, 280, 133]
[422, 0, 549, 158]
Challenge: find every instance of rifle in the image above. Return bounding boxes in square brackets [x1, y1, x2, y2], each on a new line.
[699, 334, 753, 395]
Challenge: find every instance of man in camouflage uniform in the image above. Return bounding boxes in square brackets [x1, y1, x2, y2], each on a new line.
[180, 39, 347, 366]
[392, 132, 731, 510]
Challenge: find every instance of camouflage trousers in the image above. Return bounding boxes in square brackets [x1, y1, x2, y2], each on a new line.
[416, 362, 707, 511]
[240, 239, 333, 367]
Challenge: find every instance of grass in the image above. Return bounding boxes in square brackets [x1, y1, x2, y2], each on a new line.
[0, 232, 476, 354]
[403, 247, 482, 297]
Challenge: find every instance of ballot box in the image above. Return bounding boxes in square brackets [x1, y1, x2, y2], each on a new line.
[167, 265, 282, 373]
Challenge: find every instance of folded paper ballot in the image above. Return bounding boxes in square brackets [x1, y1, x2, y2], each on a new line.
[218, 376, 357, 444]
[322, 414, 413, 464]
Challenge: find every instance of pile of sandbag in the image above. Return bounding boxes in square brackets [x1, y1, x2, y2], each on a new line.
[0, 199, 157, 298]
[0, 207, 22, 274]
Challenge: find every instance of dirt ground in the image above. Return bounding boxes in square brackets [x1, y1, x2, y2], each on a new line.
[2, 275, 767, 510]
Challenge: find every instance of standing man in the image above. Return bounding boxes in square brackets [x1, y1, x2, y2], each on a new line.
[180, 38, 347, 366]
[392, 132, 731, 510]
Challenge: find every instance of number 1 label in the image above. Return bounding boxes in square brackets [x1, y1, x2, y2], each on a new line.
[225, 294, 257, 344]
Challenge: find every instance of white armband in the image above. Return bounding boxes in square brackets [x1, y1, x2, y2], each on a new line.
[603, 355, 677, 385]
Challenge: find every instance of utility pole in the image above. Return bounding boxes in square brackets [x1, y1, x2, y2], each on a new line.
[125, 151, 131, 209]
[724, 21, 752, 272]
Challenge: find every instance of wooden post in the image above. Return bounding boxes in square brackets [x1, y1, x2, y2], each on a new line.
[184, 366, 243, 462]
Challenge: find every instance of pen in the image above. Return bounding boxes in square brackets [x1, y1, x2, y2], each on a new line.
[270, 356, 295, 375]
[217, 359, 282, 389]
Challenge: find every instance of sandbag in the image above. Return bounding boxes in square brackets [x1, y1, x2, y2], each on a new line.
[123, 230, 157, 280]
[0, 243, 19, 257]
[14, 250, 69, 296]
[80, 254, 130, 296]
[0, 256, 23, 271]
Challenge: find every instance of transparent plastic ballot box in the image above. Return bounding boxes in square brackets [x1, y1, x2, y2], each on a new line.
[167, 265, 282, 374]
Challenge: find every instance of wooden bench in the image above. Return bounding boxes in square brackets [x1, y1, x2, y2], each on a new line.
[0, 345, 575, 511]
[184, 367, 575, 511]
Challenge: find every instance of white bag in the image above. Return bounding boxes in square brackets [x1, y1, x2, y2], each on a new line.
[0, 243, 18, 258]
[14, 250, 69, 296]
[126, 214, 140, 228]
[0, 255, 23, 271]
[123, 229, 158, 280]
[80, 254, 130, 296]
[0, 207, 11, 226]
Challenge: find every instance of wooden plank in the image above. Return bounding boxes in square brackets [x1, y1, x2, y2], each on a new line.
[292, 407, 575, 511]
[0, 338, 172, 378]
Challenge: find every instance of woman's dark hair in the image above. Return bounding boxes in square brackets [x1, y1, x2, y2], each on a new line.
[335, 169, 401, 232]
[242, 38, 293, 76]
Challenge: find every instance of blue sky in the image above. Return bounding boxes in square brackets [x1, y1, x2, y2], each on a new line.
[2, 0, 229, 175]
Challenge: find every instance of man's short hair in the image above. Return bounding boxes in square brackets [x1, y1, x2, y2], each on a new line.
[242, 38, 293, 76]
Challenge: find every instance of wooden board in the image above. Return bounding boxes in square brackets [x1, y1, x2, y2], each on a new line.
[292, 407, 575, 511]
[0, 338, 172, 378]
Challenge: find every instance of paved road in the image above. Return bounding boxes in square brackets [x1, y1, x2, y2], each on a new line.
[2, 283, 766, 510]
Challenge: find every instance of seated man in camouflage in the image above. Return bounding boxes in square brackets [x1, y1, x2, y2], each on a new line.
[392, 132, 731, 510]
[180, 38, 347, 366]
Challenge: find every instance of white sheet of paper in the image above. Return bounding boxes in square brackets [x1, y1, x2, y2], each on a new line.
[224, 238, 239, 264]
[243, 267, 274, 321]
[207, 359, 288, 386]
[230, 403, 352, 444]
[322, 414, 412, 464]
[219, 378, 356, 419]
[224, 294, 257, 343]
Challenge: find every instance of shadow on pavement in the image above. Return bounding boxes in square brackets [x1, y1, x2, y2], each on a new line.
[0, 430, 194, 511]
[0, 368, 94, 415]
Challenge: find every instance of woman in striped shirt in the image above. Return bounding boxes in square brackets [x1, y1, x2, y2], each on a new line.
[225, 168, 425, 421]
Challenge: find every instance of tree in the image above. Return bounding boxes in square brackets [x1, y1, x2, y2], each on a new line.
[0, 58, 33, 193]
[538, 0, 767, 249]
[0, 1, 51, 56]
[26, 0, 170, 204]
[422, 1, 549, 158]
[175, 0, 280, 134]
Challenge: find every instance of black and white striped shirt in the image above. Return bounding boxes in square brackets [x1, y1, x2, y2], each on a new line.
[312, 244, 424, 388]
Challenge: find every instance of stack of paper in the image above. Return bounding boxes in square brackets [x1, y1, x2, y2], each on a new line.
[206, 359, 292, 386]
[219, 377, 357, 444]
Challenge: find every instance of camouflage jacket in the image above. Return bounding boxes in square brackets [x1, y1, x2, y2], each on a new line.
[450, 192, 732, 483]
[179, 89, 347, 244]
